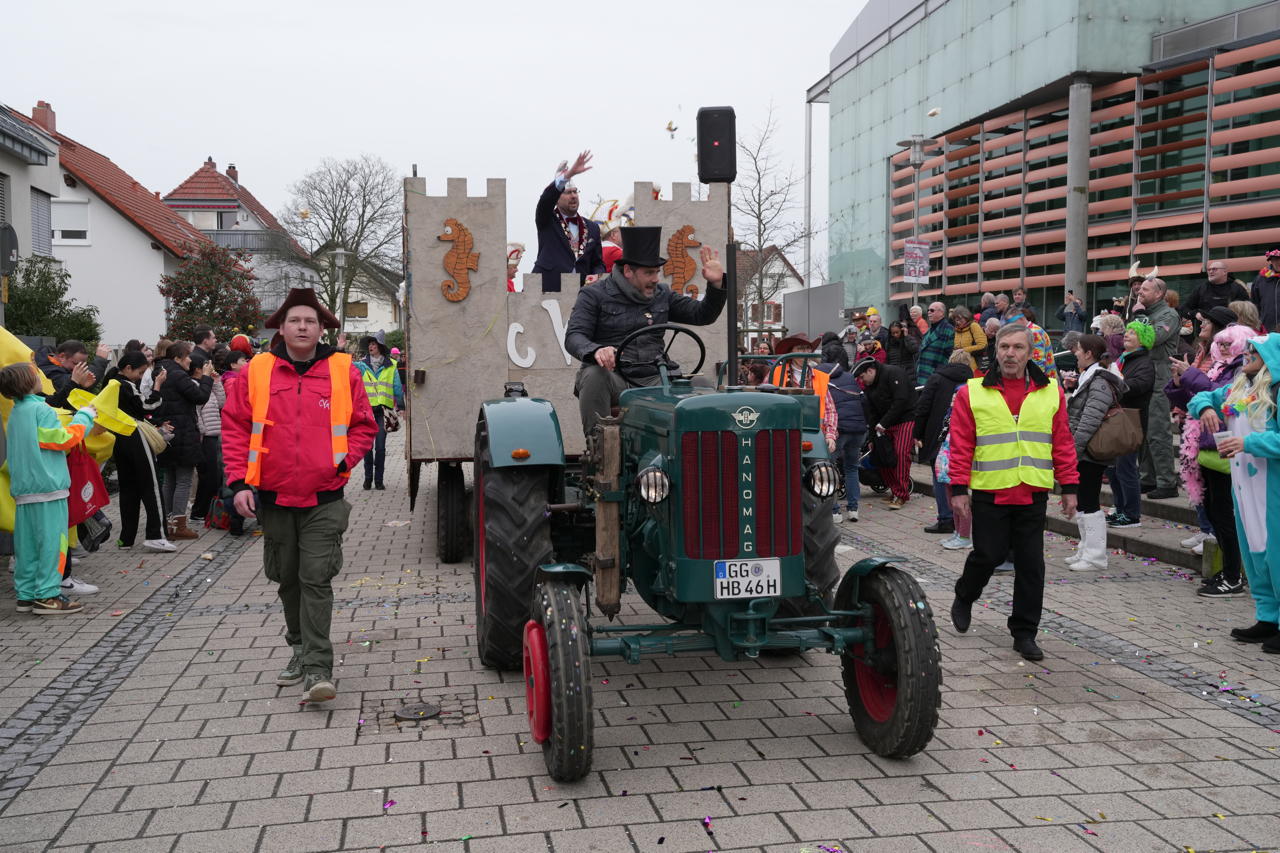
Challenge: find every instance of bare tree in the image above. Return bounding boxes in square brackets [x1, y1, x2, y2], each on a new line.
[279, 155, 402, 337]
[731, 108, 817, 343]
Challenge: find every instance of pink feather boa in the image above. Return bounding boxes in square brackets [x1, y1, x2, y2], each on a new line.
[1179, 325, 1255, 505]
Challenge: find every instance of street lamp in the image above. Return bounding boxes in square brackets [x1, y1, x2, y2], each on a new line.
[330, 247, 351, 334]
[894, 134, 937, 307]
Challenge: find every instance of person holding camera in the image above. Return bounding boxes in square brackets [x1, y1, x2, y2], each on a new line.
[155, 340, 213, 540]
[1057, 290, 1087, 333]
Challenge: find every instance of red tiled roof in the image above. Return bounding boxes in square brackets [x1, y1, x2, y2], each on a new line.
[166, 159, 308, 257]
[12, 109, 208, 258]
[736, 246, 803, 284]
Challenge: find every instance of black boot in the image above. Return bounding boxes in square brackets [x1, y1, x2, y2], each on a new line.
[950, 598, 971, 633]
[1231, 621, 1279, 643]
[363, 479, 373, 490]
[1264, 633, 1280, 655]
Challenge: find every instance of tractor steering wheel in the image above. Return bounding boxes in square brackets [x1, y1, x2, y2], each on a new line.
[613, 323, 706, 385]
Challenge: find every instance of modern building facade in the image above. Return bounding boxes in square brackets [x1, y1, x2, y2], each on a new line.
[810, 0, 1280, 323]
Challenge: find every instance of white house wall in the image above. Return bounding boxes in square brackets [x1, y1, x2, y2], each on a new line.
[52, 177, 167, 346]
[0, 146, 62, 257]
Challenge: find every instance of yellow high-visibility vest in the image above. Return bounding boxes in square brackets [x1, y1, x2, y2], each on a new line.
[967, 377, 1058, 491]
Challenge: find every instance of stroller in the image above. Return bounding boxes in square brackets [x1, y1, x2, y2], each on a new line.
[831, 440, 890, 499]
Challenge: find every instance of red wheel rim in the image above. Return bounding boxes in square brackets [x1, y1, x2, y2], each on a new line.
[475, 466, 485, 609]
[523, 619, 552, 743]
[853, 603, 898, 723]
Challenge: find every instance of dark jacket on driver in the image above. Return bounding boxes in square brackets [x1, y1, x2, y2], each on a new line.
[564, 265, 726, 376]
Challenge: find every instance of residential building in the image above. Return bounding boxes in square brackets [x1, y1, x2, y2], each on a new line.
[808, 0, 1280, 324]
[341, 263, 402, 337]
[0, 105, 61, 262]
[164, 158, 318, 317]
[737, 245, 803, 347]
[19, 101, 209, 344]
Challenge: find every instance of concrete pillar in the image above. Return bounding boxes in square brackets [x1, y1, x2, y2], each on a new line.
[1065, 79, 1092, 299]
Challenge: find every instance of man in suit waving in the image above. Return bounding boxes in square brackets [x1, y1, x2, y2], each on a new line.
[532, 150, 606, 286]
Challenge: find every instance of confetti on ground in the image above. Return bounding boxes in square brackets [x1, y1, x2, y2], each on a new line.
[382, 799, 396, 809]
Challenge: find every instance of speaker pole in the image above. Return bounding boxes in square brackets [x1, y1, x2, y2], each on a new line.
[726, 234, 738, 386]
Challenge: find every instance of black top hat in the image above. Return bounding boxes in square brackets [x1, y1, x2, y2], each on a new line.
[615, 226, 667, 269]
[264, 287, 341, 330]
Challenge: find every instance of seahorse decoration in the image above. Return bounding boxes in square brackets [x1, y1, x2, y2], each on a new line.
[663, 224, 701, 297]
[438, 218, 479, 302]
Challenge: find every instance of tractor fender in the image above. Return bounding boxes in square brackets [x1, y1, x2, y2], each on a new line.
[478, 397, 566, 468]
[537, 562, 594, 584]
[848, 556, 899, 577]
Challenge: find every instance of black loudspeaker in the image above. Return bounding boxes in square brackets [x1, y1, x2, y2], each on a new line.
[697, 106, 736, 184]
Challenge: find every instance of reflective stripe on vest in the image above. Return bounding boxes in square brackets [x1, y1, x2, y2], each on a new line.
[244, 352, 355, 487]
[361, 360, 397, 409]
[966, 377, 1059, 491]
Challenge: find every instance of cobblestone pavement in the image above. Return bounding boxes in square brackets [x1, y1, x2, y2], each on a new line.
[1, 435, 1279, 852]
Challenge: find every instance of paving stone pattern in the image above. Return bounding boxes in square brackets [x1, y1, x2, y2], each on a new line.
[0, 434, 1277, 851]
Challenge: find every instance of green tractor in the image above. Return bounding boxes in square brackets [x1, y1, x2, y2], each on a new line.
[472, 323, 941, 782]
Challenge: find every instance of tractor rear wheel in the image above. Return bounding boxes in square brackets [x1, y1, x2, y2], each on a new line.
[473, 441, 553, 671]
[837, 565, 941, 758]
[437, 462, 468, 563]
[526, 579, 593, 782]
[775, 486, 840, 619]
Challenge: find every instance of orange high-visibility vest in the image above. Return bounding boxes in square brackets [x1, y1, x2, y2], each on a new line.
[811, 368, 831, 420]
[245, 352, 354, 487]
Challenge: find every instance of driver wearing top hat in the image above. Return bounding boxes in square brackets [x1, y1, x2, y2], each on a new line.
[564, 226, 726, 434]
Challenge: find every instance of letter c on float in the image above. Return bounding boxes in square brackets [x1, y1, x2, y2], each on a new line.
[507, 322, 535, 368]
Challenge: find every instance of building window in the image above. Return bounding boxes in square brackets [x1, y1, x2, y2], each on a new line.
[30, 189, 52, 256]
[185, 210, 218, 230]
[51, 199, 89, 243]
[345, 301, 369, 318]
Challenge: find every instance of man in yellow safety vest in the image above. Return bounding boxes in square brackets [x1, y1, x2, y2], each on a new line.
[356, 332, 405, 490]
[944, 322, 1079, 662]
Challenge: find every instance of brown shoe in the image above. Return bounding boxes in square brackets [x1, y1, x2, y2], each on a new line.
[169, 515, 200, 540]
[32, 595, 84, 615]
[888, 496, 907, 510]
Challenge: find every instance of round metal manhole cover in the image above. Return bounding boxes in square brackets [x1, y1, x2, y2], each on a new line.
[393, 702, 441, 722]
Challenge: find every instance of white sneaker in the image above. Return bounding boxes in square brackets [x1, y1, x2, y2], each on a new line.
[1181, 531, 1209, 549]
[1192, 537, 1215, 556]
[994, 560, 1016, 572]
[61, 576, 99, 596]
[940, 534, 972, 550]
[844, 509, 859, 523]
[143, 539, 178, 553]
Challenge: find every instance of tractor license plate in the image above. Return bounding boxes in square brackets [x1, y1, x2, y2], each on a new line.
[713, 559, 781, 599]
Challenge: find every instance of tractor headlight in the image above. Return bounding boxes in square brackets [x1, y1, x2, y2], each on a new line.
[806, 461, 838, 498]
[636, 466, 670, 503]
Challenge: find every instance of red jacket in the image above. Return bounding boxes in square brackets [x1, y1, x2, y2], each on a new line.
[222, 347, 378, 507]
[947, 364, 1078, 505]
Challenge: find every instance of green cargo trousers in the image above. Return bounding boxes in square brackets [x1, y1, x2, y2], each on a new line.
[259, 499, 351, 676]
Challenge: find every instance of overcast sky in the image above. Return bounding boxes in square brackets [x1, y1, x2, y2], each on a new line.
[8, 0, 865, 275]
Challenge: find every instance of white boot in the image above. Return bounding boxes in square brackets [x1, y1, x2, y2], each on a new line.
[1069, 511, 1108, 571]
[1067, 513, 1088, 567]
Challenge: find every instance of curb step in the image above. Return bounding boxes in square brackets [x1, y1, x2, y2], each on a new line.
[906, 465, 1204, 573]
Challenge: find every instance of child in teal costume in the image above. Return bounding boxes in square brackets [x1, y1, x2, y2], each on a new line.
[1189, 332, 1280, 651]
[0, 362, 96, 614]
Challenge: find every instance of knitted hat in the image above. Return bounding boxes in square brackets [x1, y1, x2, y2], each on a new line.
[1201, 305, 1238, 331]
[1126, 319, 1155, 350]
[229, 334, 254, 356]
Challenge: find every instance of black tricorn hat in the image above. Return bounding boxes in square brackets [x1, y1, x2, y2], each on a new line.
[615, 226, 667, 269]
[264, 287, 341, 330]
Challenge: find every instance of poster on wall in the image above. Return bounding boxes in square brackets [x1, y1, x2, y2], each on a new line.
[903, 239, 930, 285]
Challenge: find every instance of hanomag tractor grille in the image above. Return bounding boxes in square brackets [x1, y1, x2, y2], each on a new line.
[681, 431, 739, 559]
[754, 429, 801, 557]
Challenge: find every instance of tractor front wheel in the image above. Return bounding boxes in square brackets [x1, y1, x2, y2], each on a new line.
[837, 565, 941, 758]
[525, 580, 593, 782]
[473, 438, 553, 670]
[774, 486, 841, 620]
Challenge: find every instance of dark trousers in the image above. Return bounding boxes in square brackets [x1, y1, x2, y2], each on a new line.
[1077, 460, 1106, 514]
[191, 435, 223, 520]
[1202, 465, 1242, 583]
[955, 493, 1048, 639]
[113, 432, 164, 544]
[836, 430, 866, 511]
[1107, 451, 1141, 519]
[259, 499, 352, 675]
[363, 407, 386, 485]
